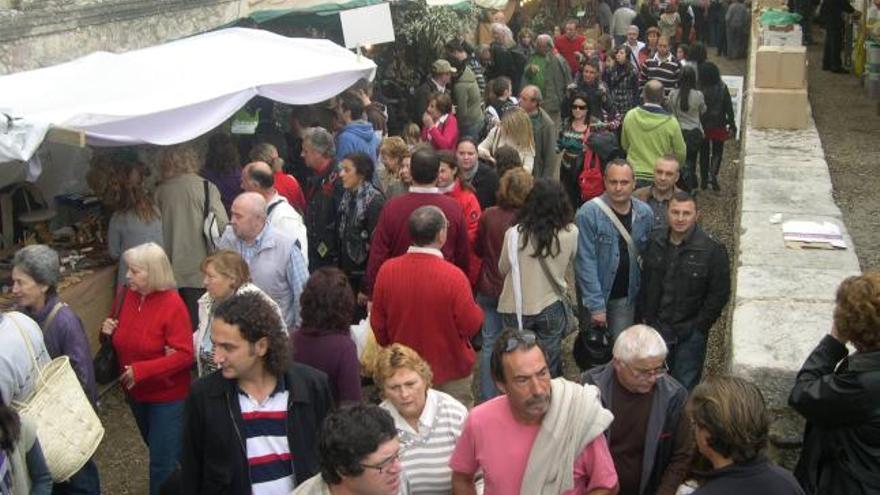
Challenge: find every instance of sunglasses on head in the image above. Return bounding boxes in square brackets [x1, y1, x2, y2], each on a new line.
[503, 331, 537, 352]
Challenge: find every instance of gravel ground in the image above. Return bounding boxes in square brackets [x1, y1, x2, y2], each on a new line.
[93, 54, 748, 494]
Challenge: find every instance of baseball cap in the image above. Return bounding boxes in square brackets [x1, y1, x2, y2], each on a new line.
[432, 59, 457, 74]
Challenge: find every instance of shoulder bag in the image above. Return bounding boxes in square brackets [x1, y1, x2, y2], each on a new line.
[578, 127, 606, 202]
[202, 180, 221, 252]
[506, 226, 524, 331]
[537, 255, 579, 336]
[8, 313, 104, 482]
[93, 288, 126, 385]
[590, 196, 642, 268]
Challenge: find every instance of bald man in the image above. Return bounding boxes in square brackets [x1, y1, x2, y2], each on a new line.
[218, 192, 309, 328]
[242, 161, 309, 266]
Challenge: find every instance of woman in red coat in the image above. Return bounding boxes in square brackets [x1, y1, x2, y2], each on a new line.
[100, 242, 193, 495]
[421, 93, 459, 151]
[437, 150, 482, 286]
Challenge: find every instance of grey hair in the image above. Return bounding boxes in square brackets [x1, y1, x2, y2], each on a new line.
[521, 84, 543, 103]
[237, 191, 268, 220]
[613, 324, 668, 362]
[13, 245, 61, 290]
[627, 24, 640, 34]
[302, 126, 336, 158]
[408, 205, 447, 246]
[536, 34, 554, 49]
[491, 23, 515, 47]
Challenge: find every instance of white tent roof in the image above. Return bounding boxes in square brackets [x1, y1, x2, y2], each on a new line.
[0, 27, 376, 162]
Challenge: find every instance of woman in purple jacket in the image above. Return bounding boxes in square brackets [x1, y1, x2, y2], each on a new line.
[12, 244, 101, 494]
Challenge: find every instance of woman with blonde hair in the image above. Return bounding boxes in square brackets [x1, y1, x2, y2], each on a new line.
[155, 143, 228, 331]
[377, 136, 410, 198]
[195, 250, 284, 376]
[478, 106, 536, 173]
[100, 242, 193, 495]
[374, 344, 468, 494]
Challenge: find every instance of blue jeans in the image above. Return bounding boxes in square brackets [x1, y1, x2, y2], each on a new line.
[669, 330, 708, 391]
[501, 301, 567, 377]
[128, 399, 184, 495]
[606, 297, 635, 341]
[477, 293, 504, 402]
[52, 458, 100, 494]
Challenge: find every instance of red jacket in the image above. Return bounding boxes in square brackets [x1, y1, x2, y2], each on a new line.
[363, 191, 471, 295]
[421, 114, 459, 151]
[447, 181, 482, 287]
[112, 288, 193, 403]
[371, 252, 483, 384]
[555, 34, 586, 74]
[274, 171, 306, 213]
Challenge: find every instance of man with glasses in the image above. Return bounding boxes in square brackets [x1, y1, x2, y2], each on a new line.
[583, 324, 692, 495]
[293, 404, 411, 494]
[450, 328, 618, 494]
[518, 85, 559, 179]
[638, 191, 730, 391]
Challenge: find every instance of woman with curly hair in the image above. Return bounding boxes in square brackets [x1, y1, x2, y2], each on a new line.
[104, 155, 163, 288]
[477, 106, 535, 173]
[497, 178, 576, 376]
[789, 273, 880, 495]
[291, 267, 361, 405]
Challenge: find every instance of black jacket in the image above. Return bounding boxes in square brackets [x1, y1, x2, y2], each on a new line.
[789, 335, 880, 495]
[639, 225, 731, 341]
[305, 166, 344, 271]
[470, 162, 500, 211]
[180, 364, 334, 495]
[692, 457, 804, 494]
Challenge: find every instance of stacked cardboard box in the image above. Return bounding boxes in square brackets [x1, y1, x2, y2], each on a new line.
[753, 45, 809, 129]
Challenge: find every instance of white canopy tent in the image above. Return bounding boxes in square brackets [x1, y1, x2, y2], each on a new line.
[0, 27, 376, 163]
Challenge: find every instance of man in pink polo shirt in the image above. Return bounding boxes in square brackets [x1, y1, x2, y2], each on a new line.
[450, 328, 619, 495]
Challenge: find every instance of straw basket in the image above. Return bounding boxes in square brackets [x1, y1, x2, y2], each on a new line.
[9, 315, 105, 482]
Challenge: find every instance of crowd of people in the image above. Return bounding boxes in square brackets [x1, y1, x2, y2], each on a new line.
[0, 4, 878, 495]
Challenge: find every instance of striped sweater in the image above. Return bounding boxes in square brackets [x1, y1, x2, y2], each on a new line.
[380, 389, 468, 494]
[639, 54, 681, 94]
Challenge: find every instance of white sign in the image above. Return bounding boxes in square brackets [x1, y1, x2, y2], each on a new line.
[339, 3, 395, 50]
[721, 75, 744, 140]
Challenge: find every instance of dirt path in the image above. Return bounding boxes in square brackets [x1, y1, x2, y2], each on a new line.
[807, 33, 880, 272]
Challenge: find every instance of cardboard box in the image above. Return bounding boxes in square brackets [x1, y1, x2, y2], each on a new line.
[751, 87, 810, 129]
[761, 24, 803, 46]
[756, 46, 807, 89]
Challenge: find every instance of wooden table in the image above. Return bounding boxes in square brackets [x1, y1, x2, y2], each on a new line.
[60, 264, 116, 353]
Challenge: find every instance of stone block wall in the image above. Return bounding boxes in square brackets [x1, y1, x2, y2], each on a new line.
[0, 0, 245, 75]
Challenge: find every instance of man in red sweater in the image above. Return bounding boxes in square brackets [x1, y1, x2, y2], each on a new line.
[555, 19, 586, 75]
[371, 205, 483, 407]
[363, 147, 470, 297]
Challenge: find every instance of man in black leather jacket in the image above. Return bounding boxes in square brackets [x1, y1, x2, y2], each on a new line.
[638, 191, 730, 390]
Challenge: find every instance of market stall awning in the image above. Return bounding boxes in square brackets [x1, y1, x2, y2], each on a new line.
[0, 27, 376, 163]
[247, 0, 385, 23]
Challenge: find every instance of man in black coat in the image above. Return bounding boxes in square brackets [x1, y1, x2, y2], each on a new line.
[638, 191, 730, 390]
[180, 292, 333, 494]
[821, 0, 859, 72]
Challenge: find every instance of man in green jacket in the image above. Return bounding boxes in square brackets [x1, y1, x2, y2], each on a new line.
[621, 80, 687, 187]
[452, 61, 484, 139]
[523, 34, 571, 127]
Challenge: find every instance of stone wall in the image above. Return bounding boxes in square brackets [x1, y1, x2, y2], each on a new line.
[0, 0, 245, 75]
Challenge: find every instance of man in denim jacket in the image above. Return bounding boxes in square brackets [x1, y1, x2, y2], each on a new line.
[575, 160, 654, 340]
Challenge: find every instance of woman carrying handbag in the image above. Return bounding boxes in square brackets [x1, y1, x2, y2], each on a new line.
[497, 179, 578, 377]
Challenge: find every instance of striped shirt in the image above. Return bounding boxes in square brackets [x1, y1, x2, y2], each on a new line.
[380, 389, 468, 494]
[639, 53, 681, 94]
[238, 377, 294, 495]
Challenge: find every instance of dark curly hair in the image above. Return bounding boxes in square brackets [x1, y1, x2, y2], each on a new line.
[300, 267, 355, 333]
[213, 292, 289, 377]
[514, 178, 574, 258]
[0, 396, 21, 452]
[319, 404, 397, 485]
[688, 376, 769, 464]
[833, 272, 880, 351]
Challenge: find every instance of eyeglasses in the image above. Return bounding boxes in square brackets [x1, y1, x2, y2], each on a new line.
[503, 331, 537, 352]
[572, 104, 587, 110]
[622, 361, 668, 379]
[360, 449, 401, 474]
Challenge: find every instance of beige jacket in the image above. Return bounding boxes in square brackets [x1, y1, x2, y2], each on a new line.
[155, 173, 228, 288]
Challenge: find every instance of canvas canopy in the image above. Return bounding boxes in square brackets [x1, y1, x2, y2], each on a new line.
[0, 27, 376, 163]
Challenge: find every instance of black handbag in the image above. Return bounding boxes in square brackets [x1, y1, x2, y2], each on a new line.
[572, 320, 613, 370]
[93, 287, 126, 385]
